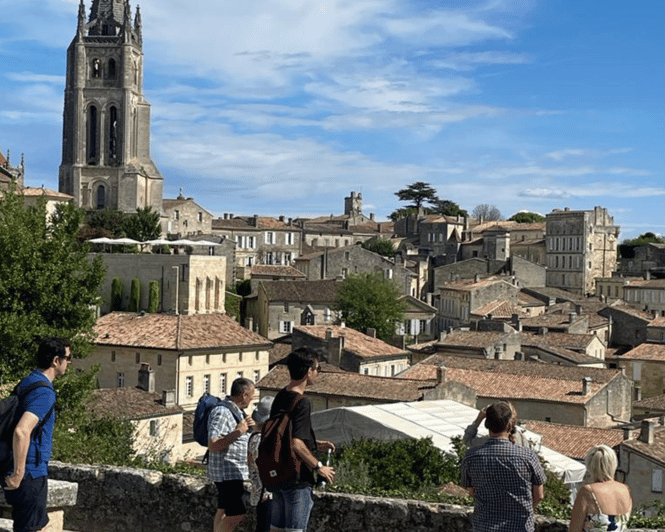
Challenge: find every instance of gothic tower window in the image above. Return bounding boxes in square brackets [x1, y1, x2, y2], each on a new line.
[92, 59, 101, 78]
[108, 59, 116, 79]
[108, 106, 119, 162]
[87, 105, 99, 164]
[97, 185, 106, 210]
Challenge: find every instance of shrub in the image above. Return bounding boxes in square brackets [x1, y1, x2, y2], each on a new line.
[128, 277, 141, 312]
[147, 280, 160, 313]
[111, 277, 123, 311]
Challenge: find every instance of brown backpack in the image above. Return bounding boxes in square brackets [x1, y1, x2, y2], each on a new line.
[255, 393, 305, 491]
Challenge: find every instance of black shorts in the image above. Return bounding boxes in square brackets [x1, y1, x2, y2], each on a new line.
[215, 479, 248, 517]
[2, 474, 49, 532]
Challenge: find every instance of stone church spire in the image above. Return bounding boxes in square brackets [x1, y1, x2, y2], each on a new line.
[58, 0, 163, 214]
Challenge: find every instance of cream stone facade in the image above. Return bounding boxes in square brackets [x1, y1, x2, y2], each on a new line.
[163, 195, 213, 237]
[93, 253, 226, 315]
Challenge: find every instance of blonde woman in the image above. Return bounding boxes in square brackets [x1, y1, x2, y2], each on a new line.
[569, 445, 632, 532]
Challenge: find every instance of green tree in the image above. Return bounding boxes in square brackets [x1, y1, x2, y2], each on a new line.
[622, 232, 664, 246]
[87, 209, 126, 238]
[335, 273, 405, 341]
[472, 204, 502, 221]
[121, 206, 161, 242]
[0, 186, 106, 381]
[388, 207, 420, 222]
[111, 277, 124, 311]
[395, 182, 438, 211]
[508, 211, 546, 223]
[430, 198, 469, 217]
[128, 278, 141, 312]
[147, 280, 160, 313]
[361, 238, 396, 258]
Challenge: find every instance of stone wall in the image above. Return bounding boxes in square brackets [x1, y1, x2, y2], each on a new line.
[48, 462, 574, 532]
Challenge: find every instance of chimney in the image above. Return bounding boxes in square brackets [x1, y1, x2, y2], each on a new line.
[582, 376, 592, 395]
[138, 363, 155, 393]
[439, 331, 447, 342]
[474, 274, 480, 283]
[640, 420, 655, 444]
[514, 351, 523, 361]
[539, 327, 548, 336]
[426, 293, 432, 306]
[623, 427, 632, 440]
[253, 214, 259, 227]
[325, 328, 334, 341]
[646, 270, 651, 281]
[366, 328, 376, 338]
[436, 364, 447, 384]
[279, 215, 285, 222]
[327, 333, 344, 367]
[635, 386, 642, 402]
[575, 304, 582, 315]
[162, 390, 176, 407]
[245, 316, 254, 331]
[568, 312, 576, 323]
[369, 213, 375, 221]
[512, 314, 522, 332]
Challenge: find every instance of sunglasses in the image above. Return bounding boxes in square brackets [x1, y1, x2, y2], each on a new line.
[61, 355, 73, 362]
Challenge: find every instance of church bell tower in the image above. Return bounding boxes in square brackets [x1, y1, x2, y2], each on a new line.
[59, 0, 163, 213]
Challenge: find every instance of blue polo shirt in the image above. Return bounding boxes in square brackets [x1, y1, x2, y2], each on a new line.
[16, 370, 56, 478]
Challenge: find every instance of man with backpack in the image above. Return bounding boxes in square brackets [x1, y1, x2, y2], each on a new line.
[206, 377, 256, 532]
[265, 348, 335, 532]
[2, 337, 71, 532]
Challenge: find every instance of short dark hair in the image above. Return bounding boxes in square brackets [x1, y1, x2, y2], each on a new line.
[484, 401, 513, 434]
[36, 337, 70, 370]
[286, 347, 318, 380]
[230, 377, 254, 397]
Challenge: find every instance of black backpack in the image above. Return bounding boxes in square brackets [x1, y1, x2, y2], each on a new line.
[0, 380, 55, 473]
[255, 394, 304, 491]
[193, 393, 243, 447]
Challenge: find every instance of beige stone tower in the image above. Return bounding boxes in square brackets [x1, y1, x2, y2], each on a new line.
[58, 0, 163, 213]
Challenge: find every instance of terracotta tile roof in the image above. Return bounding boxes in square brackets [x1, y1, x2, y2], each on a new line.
[269, 342, 293, 366]
[634, 394, 665, 411]
[526, 344, 602, 365]
[250, 265, 306, 278]
[520, 331, 599, 351]
[522, 286, 580, 302]
[648, 317, 665, 328]
[87, 387, 183, 420]
[512, 238, 545, 246]
[439, 276, 509, 291]
[256, 217, 292, 230]
[262, 279, 338, 303]
[626, 279, 665, 289]
[94, 312, 272, 350]
[470, 221, 545, 233]
[22, 187, 73, 200]
[621, 424, 665, 466]
[295, 325, 409, 358]
[162, 198, 211, 214]
[620, 343, 665, 361]
[471, 300, 525, 318]
[603, 304, 653, 322]
[212, 218, 257, 230]
[517, 292, 548, 307]
[258, 365, 432, 402]
[399, 355, 622, 404]
[436, 330, 516, 349]
[521, 421, 624, 459]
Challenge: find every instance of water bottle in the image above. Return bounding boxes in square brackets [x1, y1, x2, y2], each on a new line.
[319, 448, 332, 488]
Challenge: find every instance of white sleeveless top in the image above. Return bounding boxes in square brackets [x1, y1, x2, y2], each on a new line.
[584, 488, 630, 532]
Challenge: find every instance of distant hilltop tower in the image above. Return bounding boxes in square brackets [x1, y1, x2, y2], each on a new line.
[344, 191, 362, 217]
[58, 0, 163, 213]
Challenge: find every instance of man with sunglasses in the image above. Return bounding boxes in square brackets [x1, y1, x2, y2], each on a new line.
[268, 347, 335, 532]
[2, 337, 71, 532]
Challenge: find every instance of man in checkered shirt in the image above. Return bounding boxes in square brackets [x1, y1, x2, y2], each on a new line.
[207, 377, 256, 532]
[461, 401, 547, 532]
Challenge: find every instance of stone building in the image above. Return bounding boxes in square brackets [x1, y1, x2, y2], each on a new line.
[619, 242, 665, 278]
[0, 148, 24, 189]
[58, 0, 164, 213]
[401, 355, 632, 428]
[93, 253, 227, 315]
[245, 279, 338, 339]
[599, 304, 652, 349]
[163, 194, 213, 237]
[622, 277, 665, 316]
[435, 329, 521, 361]
[545, 207, 619, 295]
[294, 245, 415, 296]
[79, 312, 271, 410]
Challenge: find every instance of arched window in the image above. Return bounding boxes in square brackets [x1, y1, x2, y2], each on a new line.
[87, 106, 98, 164]
[108, 59, 116, 78]
[92, 59, 101, 78]
[96, 185, 106, 210]
[108, 106, 118, 160]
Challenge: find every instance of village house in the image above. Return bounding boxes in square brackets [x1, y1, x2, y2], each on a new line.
[619, 242, 665, 278]
[618, 419, 665, 510]
[614, 342, 665, 399]
[257, 365, 476, 412]
[399, 294, 437, 341]
[599, 304, 653, 349]
[435, 329, 521, 361]
[92, 253, 227, 315]
[519, 331, 606, 367]
[86, 386, 188, 464]
[245, 279, 338, 339]
[292, 325, 411, 376]
[162, 194, 213, 238]
[622, 277, 665, 316]
[294, 244, 416, 296]
[399, 355, 632, 428]
[78, 312, 271, 410]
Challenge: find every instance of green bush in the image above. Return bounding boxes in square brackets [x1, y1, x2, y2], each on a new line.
[225, 291, 242, 320]
[111, 277, 123, 311]
[128, 277, 141, 312]
[147, 280, 160, 313]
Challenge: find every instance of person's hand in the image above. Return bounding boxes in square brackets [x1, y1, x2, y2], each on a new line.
[236, 418, 251, 434]
[317, 440, 335, 452]
[474, 406, 488, 426]
[317, 465, 335, 484]
[246, 416, 256, 431]
[4, 473, 22, 491]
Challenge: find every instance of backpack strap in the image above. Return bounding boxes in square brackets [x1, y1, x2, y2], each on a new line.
[16, 380, 55, 465]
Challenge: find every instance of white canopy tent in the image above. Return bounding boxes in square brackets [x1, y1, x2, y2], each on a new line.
[311, 400, 586, 487]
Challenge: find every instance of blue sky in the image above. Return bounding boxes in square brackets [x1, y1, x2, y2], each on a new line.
[1, 0, 663, 239]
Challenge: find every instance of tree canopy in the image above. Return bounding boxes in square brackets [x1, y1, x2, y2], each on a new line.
[83, 206, 162, 242]
[508, 211, 546, 223]
[395, 182, 438, 211]
[472, 204, 502, 221]
[0, 187, 106, 381]
[335, 272, 405, 341]
[622, 232, 664, 246]
[361, 238, 396, 258]
[121, 206, 162, 242]
[431, 199, 469, 218]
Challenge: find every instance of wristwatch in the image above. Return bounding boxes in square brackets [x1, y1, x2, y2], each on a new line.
[314, 461, 323, 471]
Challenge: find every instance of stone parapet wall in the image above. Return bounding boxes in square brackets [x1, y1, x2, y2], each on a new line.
[49, 462, 656, 532]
